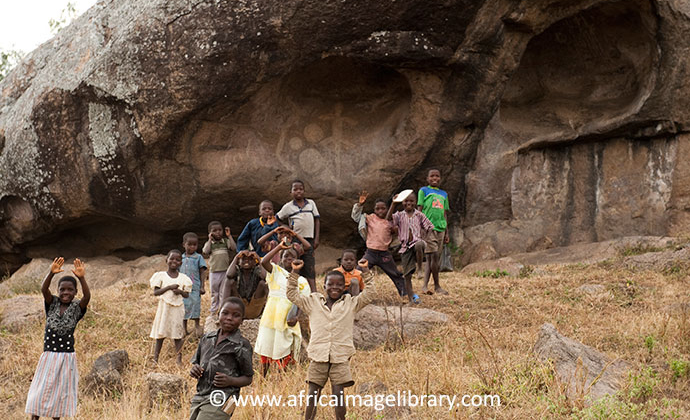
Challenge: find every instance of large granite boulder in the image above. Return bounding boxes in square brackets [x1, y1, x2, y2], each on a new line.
[2, 0, 690, 270]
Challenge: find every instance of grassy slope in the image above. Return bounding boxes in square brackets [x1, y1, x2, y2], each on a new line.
[1, 259, 689, 419]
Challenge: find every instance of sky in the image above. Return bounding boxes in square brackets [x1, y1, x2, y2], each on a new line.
[0, 0, 97, 54]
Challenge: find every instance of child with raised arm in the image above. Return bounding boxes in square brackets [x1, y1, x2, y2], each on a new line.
[222, 250, 268, 319]
[189, 297, 253, 420]
[287, 259, 375, 420]
[351, 191, 406, 298]
[150, 250, 193, 365]
[254, 241, 311, 376]
[334, 249, 365, 296]
[258, 225, 311, 264]
[202, 221, 237, 317]
[181, 232, 208, 337]
[418, 169, 450, 295]
[26, 257, 90, 420]
[236, 200, 280, 256]
[389, 191, 435, 304]
[277, 180, 320, 292]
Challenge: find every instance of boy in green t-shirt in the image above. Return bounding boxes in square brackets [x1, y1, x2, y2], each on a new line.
[417, 168, 450, 295]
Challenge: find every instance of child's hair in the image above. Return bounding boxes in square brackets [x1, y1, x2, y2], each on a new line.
[324, 271, 346, 284]
[428, 168, 441, 175]
[374, 198, 387, 206]
[167, 249, 182, 258]
[208, 221, 222, 232]
[259, 200, 273, 209]
[58, 275, 78, 290]
[221, 297, 245, 317]
[291, 179, 304, 188]
[280, 248, 298, 259]
[183, 232, 198, 243]
[341, 249, 357, 259]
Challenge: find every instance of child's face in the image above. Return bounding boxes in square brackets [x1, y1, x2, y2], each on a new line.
[58, 280, 77, 304]
[210, 225, 223, 240]
[341, 252, 357, 271]
[291, 182, 305, 200]
[403, 196, 416, 212]
[219, 302, 243, 333]
[280, 249, 296, 269]
[259, 202, 274, 219]
[239, 255, 256, 270]
[427, 170, 441, 187]
[184, 238, 198, 255]
[324, 275, 346, 300]
[374, 201, 388, 219]
[167, 252, 182, 271]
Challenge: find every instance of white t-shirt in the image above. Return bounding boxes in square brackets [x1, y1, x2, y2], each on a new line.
[277, 199, 320, 239]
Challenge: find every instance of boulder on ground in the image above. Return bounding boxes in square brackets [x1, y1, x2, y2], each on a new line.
[146, 372, 187, 408]
[83, 349, 129, 395]
[0, 295, 43, 332]
[354, 305, 448, 350]
[533, 323, 629, 403]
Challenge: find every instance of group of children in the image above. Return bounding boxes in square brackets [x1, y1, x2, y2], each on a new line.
[26, 170, 451, 420]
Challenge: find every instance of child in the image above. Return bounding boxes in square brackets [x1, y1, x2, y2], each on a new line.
[254, 241, 311, 376]
[258, 225, 311, 264]
[181, 232, 208, 337]
[351, 191, 406, 298]
[334, 249, 365, 296]
[150, 249, 193, 365]
[418, 169, 450, 295]
[26, 257, 90, 420]
[189, 297, 253, 420]
[287, 259, 375, 420]
[202, 221, 237, 316]
[222, 250, 268, 319]
[236, 200, 280, 256]
[389, 192, 435, 304]
[277, 180, 320, 292]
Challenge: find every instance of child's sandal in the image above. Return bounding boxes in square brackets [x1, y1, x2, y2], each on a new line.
[412, 294, 421, 304]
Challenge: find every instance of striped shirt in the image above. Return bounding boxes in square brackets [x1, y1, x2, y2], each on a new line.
[391, 209, 435, 253]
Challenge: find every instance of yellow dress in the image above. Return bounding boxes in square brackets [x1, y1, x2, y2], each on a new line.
[254, 263, 310, 359]
[149, 271, 193, 339]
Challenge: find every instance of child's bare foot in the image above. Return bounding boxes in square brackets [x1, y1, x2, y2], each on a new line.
[421, 286, 433, 295]
[195, 326, 203, 338]
[435, 287, 449, 295]
[176, 355, 183, 366]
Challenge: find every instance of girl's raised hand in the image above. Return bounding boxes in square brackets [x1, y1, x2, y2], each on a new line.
[291, 259, 304, 273]
[358, 190, 368, 205]
[71, 258, 86, 278]
[50, 257, 65, 274]
[279, 238, 292, 249]
[224, 227, 231, 237]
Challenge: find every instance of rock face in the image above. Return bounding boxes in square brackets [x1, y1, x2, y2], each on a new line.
[534, 323, 629, 403]
[83, 349, 130, 395]
[2, 0, 690, 270]
[0, 295, 43, 331]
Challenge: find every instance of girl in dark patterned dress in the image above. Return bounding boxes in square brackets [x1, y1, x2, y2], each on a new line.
[26, 257, 90, 419]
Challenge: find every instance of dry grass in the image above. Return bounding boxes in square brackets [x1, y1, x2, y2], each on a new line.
[1, 260, 689, 419]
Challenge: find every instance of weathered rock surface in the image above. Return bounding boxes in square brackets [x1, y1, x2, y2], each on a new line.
[353, 305, 448, 350]
[0, 295, 43, 332]
[83, 349, 130, 395]
[2, 0, 690, 270]
[534, 323, 629, 403]
[146, 372, 187, 408]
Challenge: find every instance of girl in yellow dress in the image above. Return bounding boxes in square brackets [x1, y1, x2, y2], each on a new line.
[255, 240, 311, 376]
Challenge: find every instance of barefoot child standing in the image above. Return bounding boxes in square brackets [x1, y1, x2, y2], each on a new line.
[254, 241, 311, 376]
[150, 250, 193, 364]
[202, 221, 237, 318]
[287, 259, 375, 420]
[26, 257, 90, 420]
[189, 297, 253, 420]
[418, 169, 450, 295]
[181, 232, 208, 337]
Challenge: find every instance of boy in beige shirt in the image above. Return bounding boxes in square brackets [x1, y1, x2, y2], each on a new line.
[286, 258, 375, 420]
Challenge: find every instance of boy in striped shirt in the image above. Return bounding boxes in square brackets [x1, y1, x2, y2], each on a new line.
[389, 192, 435, 304]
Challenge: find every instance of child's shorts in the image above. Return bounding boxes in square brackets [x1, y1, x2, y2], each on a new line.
[425, 230, 445, 254]
[307, 360, 354, 388]
[401, 241, 426, 276]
